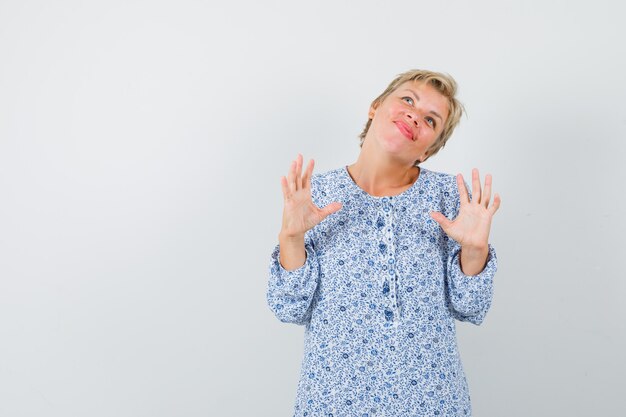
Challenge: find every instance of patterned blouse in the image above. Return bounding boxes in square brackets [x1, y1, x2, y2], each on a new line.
[266, 165, 498, 417]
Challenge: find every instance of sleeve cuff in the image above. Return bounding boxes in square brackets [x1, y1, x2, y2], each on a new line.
[267, 241, 319, 325]
[446, 244, 497, 325]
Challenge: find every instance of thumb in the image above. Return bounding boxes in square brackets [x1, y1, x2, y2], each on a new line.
[429, 211, 452, 230]
[320, 201, 343, 218]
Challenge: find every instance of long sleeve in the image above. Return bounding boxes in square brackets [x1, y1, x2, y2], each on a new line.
[266, 231, 320, 326]
[443, 178, 498, 325]
[445, 238, 497, 325]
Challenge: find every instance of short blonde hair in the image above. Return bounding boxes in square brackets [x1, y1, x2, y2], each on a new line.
[358, 69, 465, 166]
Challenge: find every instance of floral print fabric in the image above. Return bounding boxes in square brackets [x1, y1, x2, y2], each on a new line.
[267, 166, 497, 417]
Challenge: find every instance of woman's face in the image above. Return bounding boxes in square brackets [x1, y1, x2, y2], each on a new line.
[366, 80, 450, 164]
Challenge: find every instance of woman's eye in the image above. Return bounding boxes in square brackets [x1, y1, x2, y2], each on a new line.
[426, 117, 436, 128]
[402, 96, 414, 105]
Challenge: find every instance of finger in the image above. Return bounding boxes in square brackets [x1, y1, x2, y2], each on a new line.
[287, 161, 296, 194]
[472, 168, 481, 204]
[482, 174, 492, 208]
[429, 211, 452, 230]
[489, 193, 501, 215]
[293, 154, 301, 191]
[302, 158, 314, 189]
[320, 201, 343, 218]
[280, 175, 290, 199]
[457, 174, 470, 205]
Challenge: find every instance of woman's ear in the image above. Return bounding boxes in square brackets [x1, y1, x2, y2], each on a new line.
[368, 100, 380, 119]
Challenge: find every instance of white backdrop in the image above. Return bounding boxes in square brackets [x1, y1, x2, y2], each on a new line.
[1, 0, 624, 416]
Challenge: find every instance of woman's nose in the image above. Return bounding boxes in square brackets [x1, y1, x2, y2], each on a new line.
[406, 112, 420, 127]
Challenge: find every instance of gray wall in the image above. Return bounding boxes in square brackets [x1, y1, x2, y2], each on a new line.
[0, 0, 624, 415]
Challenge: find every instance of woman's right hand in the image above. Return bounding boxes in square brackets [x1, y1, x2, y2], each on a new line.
[279, 154, 343, 239]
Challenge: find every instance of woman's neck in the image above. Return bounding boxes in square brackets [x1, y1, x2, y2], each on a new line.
[347, 160, 419, 197]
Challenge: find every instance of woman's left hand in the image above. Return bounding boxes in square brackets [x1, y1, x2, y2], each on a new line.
[429, 168, 501, 249]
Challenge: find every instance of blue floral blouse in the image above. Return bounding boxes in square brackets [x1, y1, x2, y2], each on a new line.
[267, 165, 497, 417]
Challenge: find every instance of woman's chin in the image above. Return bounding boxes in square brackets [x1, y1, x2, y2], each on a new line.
[381, 135, 410, 149]
[381, 137, 412, 153]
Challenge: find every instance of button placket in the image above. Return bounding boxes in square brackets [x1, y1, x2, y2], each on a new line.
[378, 197, 400, 326]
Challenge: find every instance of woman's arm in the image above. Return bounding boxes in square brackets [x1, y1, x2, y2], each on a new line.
[430, 170, 501, 325]
[267, 154, 341, 325]
[445, 238, 497, 325]
[459, 245, 489, 276]
[266, 230, 319, 325]
[277, 232, 307, 271]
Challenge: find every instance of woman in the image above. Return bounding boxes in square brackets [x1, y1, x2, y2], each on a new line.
[267, 69, 501, 416]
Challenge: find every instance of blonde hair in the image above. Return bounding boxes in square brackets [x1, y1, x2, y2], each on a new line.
[358, 69, 465, 166]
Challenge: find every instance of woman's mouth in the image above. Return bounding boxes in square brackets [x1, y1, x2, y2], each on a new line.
[394, 121, 414, 141]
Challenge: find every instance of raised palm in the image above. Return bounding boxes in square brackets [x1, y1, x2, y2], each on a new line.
[280, 154, 343, 238]
[430, 168, 501, 248]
